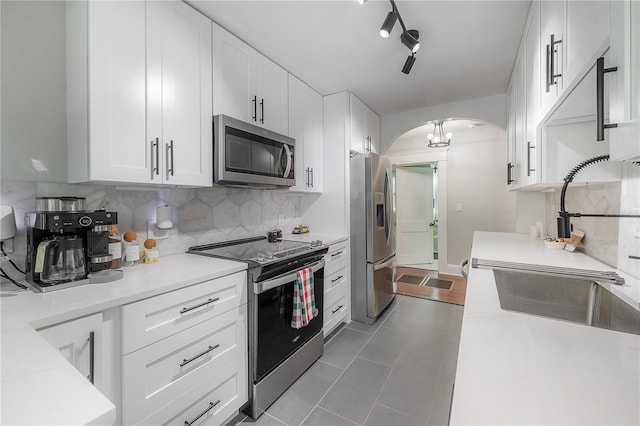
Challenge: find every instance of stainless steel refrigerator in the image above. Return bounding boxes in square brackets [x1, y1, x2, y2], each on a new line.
[350, 151, 395, 324]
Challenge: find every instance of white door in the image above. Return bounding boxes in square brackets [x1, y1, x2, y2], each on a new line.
[255, 54, 289, 134]
[395, 165, 435, 268]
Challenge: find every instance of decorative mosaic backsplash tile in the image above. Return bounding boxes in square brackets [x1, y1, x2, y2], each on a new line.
[1, 180, 302, 268]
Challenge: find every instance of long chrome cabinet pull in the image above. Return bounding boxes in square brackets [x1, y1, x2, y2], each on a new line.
[252, 96, 257, 121]
[331, 275, 343, 283]
[179, 344, 220, 367]
[150, 138, 159, 179]
[332, 305, 344, 315]
[310, 167, 313, 187]
[331, 251, 343, 258]
[306, 167, 310, 187]
[179, 297, 219, 314]
[596, 57, 618, 141]
[166, 140, 174, 180]
[507, 162, 515, 185]
[183, 400, 221, 426]
[87, 331, 95, 384]
[260, 98, 264, 124]
[546, 34, 562, 92]
[527, 142, 535, 176]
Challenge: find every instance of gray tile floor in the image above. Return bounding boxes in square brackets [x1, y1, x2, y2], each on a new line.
[235, 295, 464, 426]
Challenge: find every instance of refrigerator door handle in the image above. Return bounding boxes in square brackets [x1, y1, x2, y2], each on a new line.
[383, 169, 391, 244]
[374, 255, 395, 271]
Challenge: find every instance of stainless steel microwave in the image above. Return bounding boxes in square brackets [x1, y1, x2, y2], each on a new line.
[213, 115, 295, 188]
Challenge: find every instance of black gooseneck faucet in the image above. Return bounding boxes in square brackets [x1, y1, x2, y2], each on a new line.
[557, 155, 640, 238]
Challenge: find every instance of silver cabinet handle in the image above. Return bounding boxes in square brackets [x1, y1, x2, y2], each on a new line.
[179, 344, 220, 368]
[252, 96, 257, 121]
[546, 33, 562, 92]
[166, 140, 174, 180]
[507, 162, 515, 185]
[331, 275, 343, 283]
[332, 305, 344, 315]
[331, 251, 343, 258]
[260, 98, 264, 124]
[87, 331, 95, 384]
[527, 142, 535, 176]
[306, 167, 310, 187]
[596, 57, 618, 141]
[310, 167, 313, 187]
[179, 297, 219, 314]
[184, 400, 221, 426]
[150, 138, 159, 179]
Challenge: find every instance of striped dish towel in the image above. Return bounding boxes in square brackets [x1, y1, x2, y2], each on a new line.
[291, 267, 318, 329]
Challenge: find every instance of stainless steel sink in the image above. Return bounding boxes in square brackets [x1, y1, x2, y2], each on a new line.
[493, 269, 640, 336]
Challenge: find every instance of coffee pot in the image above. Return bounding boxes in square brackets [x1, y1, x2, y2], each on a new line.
[37, 237, 86, 284]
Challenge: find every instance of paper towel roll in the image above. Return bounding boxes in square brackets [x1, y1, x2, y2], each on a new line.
[156, 205, 173, 229]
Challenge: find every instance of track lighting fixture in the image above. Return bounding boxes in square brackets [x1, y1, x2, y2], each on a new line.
[360, 0, 421, 74]
[379, 11, 397, 38]
[401, 29, 420, 53]
[402, 53, 416, 74]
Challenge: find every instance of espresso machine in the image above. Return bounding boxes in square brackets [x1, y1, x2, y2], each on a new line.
[25, 197, 119, 292]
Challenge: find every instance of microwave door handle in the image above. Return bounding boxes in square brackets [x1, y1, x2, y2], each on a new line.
[282, 144, 292, 178]
[254, 259, 325, 294]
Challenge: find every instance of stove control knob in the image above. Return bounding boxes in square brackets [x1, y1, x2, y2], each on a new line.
[310, 240, 322, 247]
[266, 252, 274, 259]
[257, 253, 265, 262]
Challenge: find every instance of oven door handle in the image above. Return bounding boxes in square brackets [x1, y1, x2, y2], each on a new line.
[254, 259, 325, 294]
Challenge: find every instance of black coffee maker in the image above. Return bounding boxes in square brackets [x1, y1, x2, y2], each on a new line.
[25, 197, 118, 292]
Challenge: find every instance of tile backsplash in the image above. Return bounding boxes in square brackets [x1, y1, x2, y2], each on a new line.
[545, 163, 640, 278]
[1, 180, 302, 268]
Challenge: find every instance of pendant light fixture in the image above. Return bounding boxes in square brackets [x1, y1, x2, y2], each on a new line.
[427, 121, 453, 148]
[358, 0, 420, 74]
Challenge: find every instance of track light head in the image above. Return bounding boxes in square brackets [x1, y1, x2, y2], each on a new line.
[402, 54, 416, 74]
[379, 11, 397, 38]
[401, 29, 420, 53]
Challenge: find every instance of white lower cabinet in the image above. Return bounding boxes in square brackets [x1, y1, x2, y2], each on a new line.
[323, 240, 350, 336]
[137, 356, 247, 426]
[38, 313, 104, 393]
[121, 272, 249, 425]
[122, 307, 247, 425]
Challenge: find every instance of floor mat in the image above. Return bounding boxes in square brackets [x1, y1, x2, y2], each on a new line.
[424, 277, 454, 290]
[396, 274, 427, 286]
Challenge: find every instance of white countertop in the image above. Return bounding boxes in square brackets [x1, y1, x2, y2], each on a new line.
[450, 232, 640, 425]
[0, 253, 247, 426]
[282, 232, 348, 246]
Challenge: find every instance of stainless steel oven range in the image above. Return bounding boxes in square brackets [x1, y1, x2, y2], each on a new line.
[188, 236, 328, 419]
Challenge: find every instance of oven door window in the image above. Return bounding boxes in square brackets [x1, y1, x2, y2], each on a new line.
[256, 269, 324, 381]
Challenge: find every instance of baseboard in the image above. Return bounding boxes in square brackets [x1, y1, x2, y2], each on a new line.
[441, 263, 462, 276]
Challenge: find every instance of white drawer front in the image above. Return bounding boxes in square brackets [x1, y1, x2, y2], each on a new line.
[123, 306, 247, 425]
[325, 266, 347, 293]
[324, 292, 347, 335]
[137, 355, 248, 426]
[324, 241, 348, 276]
[325, 278, 347, 309]
[122, 271, 247, 354]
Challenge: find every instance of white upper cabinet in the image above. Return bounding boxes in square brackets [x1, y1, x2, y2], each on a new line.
[609, 0, 640, 161]
[288, 74, 324, 193]
[564, 1, 610, 84]
[540, 0, 565, 115]
[212, 23, 288, 135]
[67, 1, 212, 186]
[523, 0, 540, 187]
[349, 94, 379, 154]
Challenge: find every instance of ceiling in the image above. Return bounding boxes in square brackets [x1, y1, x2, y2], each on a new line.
[188, 0, 531, 117]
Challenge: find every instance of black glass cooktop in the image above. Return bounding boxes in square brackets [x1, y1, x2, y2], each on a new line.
[188, 236, 323, 266]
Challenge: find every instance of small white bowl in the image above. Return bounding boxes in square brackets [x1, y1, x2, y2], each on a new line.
[544, 240, 566, 250]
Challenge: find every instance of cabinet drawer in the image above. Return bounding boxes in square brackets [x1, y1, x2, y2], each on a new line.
[325, 278, 347, 309]
[137, 355, 248, 426]
[122, 271, 247, 354]
[324, 292, 347, 335]
[324, 241, 348, 276]
[325, 266, 347, 292]
[123, 306, 247, 425]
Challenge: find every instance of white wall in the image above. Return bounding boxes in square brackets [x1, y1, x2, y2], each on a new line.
[1, 1, 68, 182]
[446, 136, 516, 265]
[380, 94, 508, 155]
